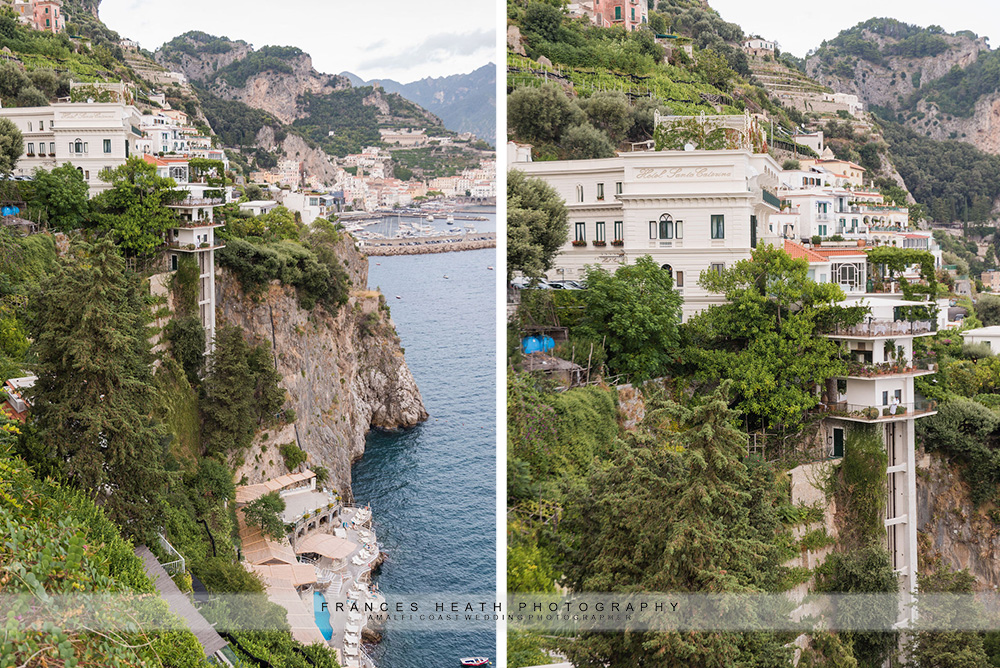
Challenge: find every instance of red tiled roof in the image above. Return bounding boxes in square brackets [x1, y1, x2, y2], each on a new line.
[812, 247, 868, 258]
[784, 240, 827, 263]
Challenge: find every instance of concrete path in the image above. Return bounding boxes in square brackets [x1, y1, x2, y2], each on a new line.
[135, 545, 228, 657]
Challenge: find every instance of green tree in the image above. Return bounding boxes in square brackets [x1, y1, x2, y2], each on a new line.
[91, 156, 184, 257]
[686, 245, 863, 431]
[165, 315, 206, 384]
[507, 169, 569, 279]
[28, 239, 166, 539]
[561, 383, 793, 666]
[0, 116, 22, 177]
[562, 123, 615, 159]
[907, 560, 989, 668]
[578, 255, 682, 381]
[581, 91, 632, 144]
[976, 294, 1000, 326]
[202, 325, 284, 455]
[508, 83, 582, 145]
[33, 163, 90, 231]
[241, 491, 286, 540]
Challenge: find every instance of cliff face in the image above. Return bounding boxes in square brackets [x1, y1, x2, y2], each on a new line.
[806, 33, 985, 109]
[254, 125, 342, 186]
[209, 54, 351, 124]
[916, 451, 1000, 589]
[216, 238, 427, 499]
[155, 41, 254, 85]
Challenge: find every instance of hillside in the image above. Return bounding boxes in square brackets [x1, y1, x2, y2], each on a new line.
[806, 19, 1000, 152]
[342, 64, 497, 146]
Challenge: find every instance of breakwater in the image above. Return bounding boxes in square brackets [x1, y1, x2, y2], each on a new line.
[361, 232, 497, 256]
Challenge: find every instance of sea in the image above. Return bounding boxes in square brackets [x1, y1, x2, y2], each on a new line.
[351, 208, 497, 667]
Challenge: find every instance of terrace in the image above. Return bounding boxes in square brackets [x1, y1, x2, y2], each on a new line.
[842, 357, 938, 379]
[818, 398, 938, 422]
[826, 318, 936, 338]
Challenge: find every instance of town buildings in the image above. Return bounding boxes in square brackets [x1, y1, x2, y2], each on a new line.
[510, 115, 783, 320]
[0, 101, 143, 195]
[12, 0, 65, 33]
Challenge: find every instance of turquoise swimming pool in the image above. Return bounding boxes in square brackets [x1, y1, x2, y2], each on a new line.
[313, 591, 333, 641]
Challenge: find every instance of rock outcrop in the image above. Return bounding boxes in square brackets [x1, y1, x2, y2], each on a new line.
[916, 450, 1000, 589]
[155, 40, 254, 85]
[216, 237, 427, 499]
[254, 125, 341, 186]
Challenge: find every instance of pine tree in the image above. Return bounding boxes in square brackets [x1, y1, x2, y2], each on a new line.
[29, 239, 166, 539]
[561, 382, 793, 667]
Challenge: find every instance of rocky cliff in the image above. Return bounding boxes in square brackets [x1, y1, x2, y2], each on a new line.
[917, 450, 1000, 589]
[155, 38, 254, 85]
[216, 237, 427, 499]
[254, 125, 342, 186]
[806, 32, 986, 109]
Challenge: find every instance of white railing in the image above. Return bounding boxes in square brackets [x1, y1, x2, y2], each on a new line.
[158, 534, 185, 575]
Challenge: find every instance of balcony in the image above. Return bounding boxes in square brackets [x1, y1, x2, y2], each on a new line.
[167, 197, 225, 207]
[762, 189, 781, 209]
[842, 358, 938, 379]
[827, 319, 936, 337]
[819, 399, 938, 422]
[167, 241, 225, 252]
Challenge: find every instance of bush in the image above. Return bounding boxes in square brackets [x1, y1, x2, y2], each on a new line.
[166, 315, 206, 384]
[279, 442, 307, 471]
[196, 557, 265, 594]
[960, 342, 994, 359]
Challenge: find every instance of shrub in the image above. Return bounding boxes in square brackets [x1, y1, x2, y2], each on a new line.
[196, 557, 265, 594]
[279, 442, 307, 471]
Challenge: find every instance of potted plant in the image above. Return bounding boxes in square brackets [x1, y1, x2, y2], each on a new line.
[571, 240, 587, 247]
[611, 239, 624, 246]
[592, 240, 606, 247]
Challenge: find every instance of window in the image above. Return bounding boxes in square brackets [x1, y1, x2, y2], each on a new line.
[49, 142, 54, 154]
[171, 255, 178, 271]
[650, 214, 682, 240]
[615, 5, 621, 19]
[575, 222, 586, 242]
[39, 120, 44, 130]
[27, 122, 31, 132]
[103, 139, 111, 153]
[676, 271, 684, 287]
[84, 170, 90, 180]
[817, 224, 827, 236]
[26, 143, 33, 155]
[596, 183, 604, 201]
[631, 7, 635, 20]
[711, 214, 725, 239]
[73, 139, 83, 154]
[615, 182, 622, 195]
[710, 262, 725, 275]
[614, 221, 623, 241]
[596, 221, 605, 242]
[576, 184, 583, 202]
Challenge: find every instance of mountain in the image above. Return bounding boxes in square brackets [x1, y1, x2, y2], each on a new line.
[805, 19, 1000, 152]
[341, 64, 496, 146]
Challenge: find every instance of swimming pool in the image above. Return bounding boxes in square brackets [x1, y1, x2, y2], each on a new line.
[313, 591, 333, 641]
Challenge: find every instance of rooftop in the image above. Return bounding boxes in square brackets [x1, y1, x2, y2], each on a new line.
[961, 326, 1000, 337]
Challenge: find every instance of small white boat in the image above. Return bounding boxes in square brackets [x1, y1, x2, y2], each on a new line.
[487, 266, 494, 270]
[460, 659, 490, 667]
[444, 275, 449, 279]
[426, 214, 434, 222]
[395, 295, 401, 299]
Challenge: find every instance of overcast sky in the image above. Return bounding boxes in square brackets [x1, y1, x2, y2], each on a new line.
[709, 0, 996, 58]
[98, 0, 496, 82]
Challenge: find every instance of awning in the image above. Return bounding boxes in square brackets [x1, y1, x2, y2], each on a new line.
[294, 533, 357, 560]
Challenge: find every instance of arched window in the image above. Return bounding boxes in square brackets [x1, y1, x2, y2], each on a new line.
[649, 213, 683, 240]
[576, 184, 584, 203]
[74, 139, 83, 154]
[661, 264, 673, 278]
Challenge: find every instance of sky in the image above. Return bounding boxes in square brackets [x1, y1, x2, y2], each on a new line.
[98, 0, 496, 82]
[709, 0, 998, 58]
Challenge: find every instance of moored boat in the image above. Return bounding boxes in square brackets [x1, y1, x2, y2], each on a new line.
[459, 659, 490, 667]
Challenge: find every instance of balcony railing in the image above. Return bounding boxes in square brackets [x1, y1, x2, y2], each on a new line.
[818, 399, 939, 422]
[843, 358, 938, 378]
[762, 189, 781, 209]
[167, 197, 225, 207]
[828, 319, 935, 337]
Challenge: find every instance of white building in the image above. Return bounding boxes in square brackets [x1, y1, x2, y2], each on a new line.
[0, 102, 143, 194]
[277, 159, 302, 188]
[165, 191, 225, 353]
[239, 200, 279, 216]
[511, 143, 783, 320]
[821, 295, 947, 624]
[960, 325, 1000, 351]
[283, 191, 337, 225]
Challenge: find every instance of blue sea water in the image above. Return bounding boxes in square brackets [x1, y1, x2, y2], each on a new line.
[352, 211, 497, 668]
